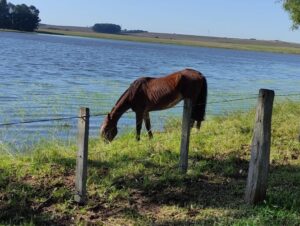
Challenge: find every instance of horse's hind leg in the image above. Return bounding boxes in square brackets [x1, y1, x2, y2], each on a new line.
[190, 119, 195, 128]
[144, 112, 153, 139]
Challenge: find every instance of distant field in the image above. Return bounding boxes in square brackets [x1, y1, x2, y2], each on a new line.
[38, 24, 300, 54]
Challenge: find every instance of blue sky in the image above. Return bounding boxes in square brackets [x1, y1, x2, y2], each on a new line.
[11, 0, 300, 43]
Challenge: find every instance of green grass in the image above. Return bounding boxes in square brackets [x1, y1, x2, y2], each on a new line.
[37, 29, 300, 55]
[0, 101, 300, 225]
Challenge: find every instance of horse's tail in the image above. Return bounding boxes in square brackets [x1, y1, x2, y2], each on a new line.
[192, 76, 207, 122]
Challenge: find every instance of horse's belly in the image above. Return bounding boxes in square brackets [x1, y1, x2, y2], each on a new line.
[164, 94, 182, 109]
[148, 94, 182, 111]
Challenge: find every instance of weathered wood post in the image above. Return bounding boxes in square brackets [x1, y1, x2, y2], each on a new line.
[179, 99, 193, 173]
[75, 107, 90, 204]
[245, 89, 275, 205]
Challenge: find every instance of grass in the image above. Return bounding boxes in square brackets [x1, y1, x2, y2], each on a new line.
[37, 29, 300, 55]
[0, 101, 300, 225]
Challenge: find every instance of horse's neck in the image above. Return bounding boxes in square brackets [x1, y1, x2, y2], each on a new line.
[110, 94, 131, 124]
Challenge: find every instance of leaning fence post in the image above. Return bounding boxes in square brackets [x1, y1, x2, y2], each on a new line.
[179, 99, 193, 173]
[74, 107, 90, 204]
[245, 89, 275, 205]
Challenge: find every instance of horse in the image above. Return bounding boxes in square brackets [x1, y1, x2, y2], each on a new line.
[100, 68, 207, 142]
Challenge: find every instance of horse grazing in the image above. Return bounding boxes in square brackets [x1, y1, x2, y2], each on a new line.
[100, 68, 207, 142]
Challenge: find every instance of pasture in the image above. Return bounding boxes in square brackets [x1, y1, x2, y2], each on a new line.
[0, 101, 299, 225]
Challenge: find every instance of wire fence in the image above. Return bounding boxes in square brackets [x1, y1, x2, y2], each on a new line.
[0, 92, 299, 151]
[1, 92, 300, 127]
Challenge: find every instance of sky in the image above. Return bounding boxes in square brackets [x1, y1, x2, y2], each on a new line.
[10, 0, 300, 43]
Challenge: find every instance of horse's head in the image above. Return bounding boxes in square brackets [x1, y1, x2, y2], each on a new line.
[100, 113, 118, 142]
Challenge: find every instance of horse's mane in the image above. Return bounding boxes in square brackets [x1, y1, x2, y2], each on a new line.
[113, 77, 152, 108]
[128, 77, 153, 100]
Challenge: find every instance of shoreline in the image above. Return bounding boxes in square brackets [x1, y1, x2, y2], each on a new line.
[2, 28, 300, 54]
[36, 28, 300, 55]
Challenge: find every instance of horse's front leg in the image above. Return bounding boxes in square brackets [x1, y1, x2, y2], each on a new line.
[144, 112, 153, 139]
[135, 112, 143, 141]
[196, 121, 201, 130]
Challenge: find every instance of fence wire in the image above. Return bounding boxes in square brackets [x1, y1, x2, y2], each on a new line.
[0, 93, 299, 128]
[0, 93, 299, 151]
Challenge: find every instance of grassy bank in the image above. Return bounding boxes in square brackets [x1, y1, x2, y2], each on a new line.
[37, 28, 300, 55]
[0, 101, 300, 225]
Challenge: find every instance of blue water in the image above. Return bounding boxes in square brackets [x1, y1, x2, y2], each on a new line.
[0, 32, 299, 148]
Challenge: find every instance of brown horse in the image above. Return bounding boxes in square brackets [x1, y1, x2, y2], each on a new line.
[100, 68, 207, 142]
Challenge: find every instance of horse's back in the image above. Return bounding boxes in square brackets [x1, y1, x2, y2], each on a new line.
[132, 69, 204, 92]
[180, 68, 204, 80]
[180, 69, 206, 90]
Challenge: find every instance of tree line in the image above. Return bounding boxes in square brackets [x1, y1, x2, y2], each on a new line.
[92, 23, 121, 34]
[0, 0, 40, 32]
[92, 23, 147, 34]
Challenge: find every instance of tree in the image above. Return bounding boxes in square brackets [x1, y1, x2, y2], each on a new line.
[0, 0, 10, 28]
[11, 4, 40, 31]
[7, 2, 15, 29]
[0, 1, 40, 31]
[92, 23, 121, 34]
[283, 0, 300, 29]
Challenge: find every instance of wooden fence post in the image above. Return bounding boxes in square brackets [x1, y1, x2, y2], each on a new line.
[245, 89, 275, 205]
[74, 107, 90, 204]
[179, 99, 192, 173]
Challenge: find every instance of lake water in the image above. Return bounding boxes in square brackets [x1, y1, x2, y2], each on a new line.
[0, 32, 299, 149]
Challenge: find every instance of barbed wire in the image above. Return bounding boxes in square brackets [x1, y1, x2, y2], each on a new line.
[90, 112, 110, 117]
[275, 93, 300, 97]
[0, 112, 109, 127]
[0, 115, 81, 127]
[0, 93, 299, 128]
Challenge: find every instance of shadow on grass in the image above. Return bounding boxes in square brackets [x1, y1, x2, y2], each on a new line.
[103, 153, 300, 224]
[0, 155, 77, 225]
[1, 150, 300, 225]
[109, 154, 249, 208]
[0, 180, 63, 225]
[55, 150, 300, 211]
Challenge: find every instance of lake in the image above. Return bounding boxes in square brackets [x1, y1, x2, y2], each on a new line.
[0, 32, 299, 149]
